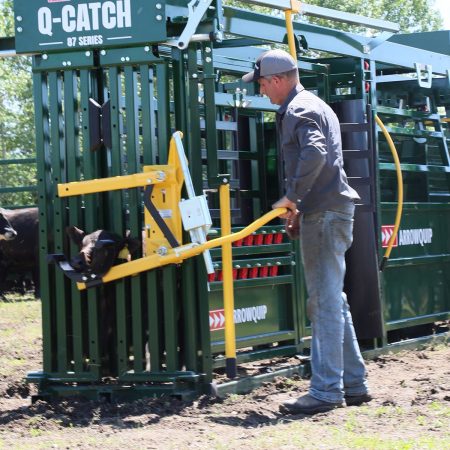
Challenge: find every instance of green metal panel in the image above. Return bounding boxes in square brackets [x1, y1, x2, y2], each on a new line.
[381, 204, 450, 325]
[14, 0, 166, 54]
[14, 0, 450, 402]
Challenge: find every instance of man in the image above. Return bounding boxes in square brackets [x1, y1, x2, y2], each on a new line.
[242, 49, 371, 415]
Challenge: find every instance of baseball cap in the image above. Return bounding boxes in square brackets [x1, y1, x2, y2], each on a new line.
[242, 49, 297, 83]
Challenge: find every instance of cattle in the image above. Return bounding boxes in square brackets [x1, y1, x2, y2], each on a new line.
[0, 207, 39, 297]
[66, 226, 141, 276]
[0, 209, 17, 242]
[66, 226, 141, 375]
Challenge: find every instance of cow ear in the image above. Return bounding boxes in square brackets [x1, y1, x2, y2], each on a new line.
[66, 226, 85, 246]
[126, 236, 141, 256]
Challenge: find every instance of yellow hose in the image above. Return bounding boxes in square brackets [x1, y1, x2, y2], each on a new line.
[375, 115, 403, 270]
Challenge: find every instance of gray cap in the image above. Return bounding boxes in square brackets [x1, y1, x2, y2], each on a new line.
[242, 49, 297, 83]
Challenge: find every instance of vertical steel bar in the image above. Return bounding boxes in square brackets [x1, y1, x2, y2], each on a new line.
[48, 71, 68, 374]
[140, 65, 157, 165]
[64, 69, 83, 373]
[108, 66, 128, 376]
[124, 65, 144, 373]
[201, 43, 220, 188]
[79, 68, 101, 378]
[33, 68, 53, 372]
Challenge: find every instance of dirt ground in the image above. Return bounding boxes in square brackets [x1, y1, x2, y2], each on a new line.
[0, 297, 449, 450]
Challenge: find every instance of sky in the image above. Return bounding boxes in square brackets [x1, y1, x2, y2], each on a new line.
[433, 0, 450, 29]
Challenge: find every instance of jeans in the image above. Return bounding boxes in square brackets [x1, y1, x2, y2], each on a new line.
[300, 203, 368, 403]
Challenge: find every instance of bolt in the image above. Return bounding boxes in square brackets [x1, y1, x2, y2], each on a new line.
[144, 46, 150, 52]
[192, 73, 198, 79]
[235, 265, 241, 269]
[205, 47, 211, 53]
[17, 16, 22, 21]
[42, 54, 48, 60]
[67, 61, 72, 66]
[222, 178, 228, 184]
[85, 51, 91, 57]
[205, 57, 212, 63]
[156, 14, 163, 21]
[126, 57, 130, 62]
[121, 57, 125, 62]
[82, 276, 88, 281]
[157, 246, 168, 256]
[100, 50, 106, 56]
[17, 27, 22, 32]
[156, 171, 166, 181]
[276, 261, 282, 266]
[291, 261, 296, 266]
[63, 61, 67, 66]
[156, 3, 162, 9]
[147, 179, 152, 183]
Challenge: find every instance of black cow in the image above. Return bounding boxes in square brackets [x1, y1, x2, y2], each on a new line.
[66, 226, 141, 276]
[0, 207, 39, 297]
[0, 209, 17, 242]
[66, 226, 141, 375]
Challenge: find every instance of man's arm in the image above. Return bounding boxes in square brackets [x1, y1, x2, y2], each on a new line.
[285, 114, 327, 203]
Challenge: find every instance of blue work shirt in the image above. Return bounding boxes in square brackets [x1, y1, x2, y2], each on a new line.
[276, 84, 360, 214]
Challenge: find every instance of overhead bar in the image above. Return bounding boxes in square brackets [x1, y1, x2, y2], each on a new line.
[240, 0, 400, 33]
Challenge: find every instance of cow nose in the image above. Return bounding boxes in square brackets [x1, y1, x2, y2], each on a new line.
[70, 255, 87, 271]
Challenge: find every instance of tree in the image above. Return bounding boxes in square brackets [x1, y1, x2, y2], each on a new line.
[304, 0, 443, 33]
[223, 0, 443, 33]
[0, 0, 36, 207]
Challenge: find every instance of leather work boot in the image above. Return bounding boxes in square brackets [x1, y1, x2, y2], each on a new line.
[279, 394, 345, 415]
[345, 393, 373, 406]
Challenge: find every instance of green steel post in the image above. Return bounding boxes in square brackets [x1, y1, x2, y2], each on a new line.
[124, 65, 144, 373]
[48, 71, 68, 374]
[33, 68, 53, 373]
[64, 69, 83, 373]
[79, 68, 101, 379]
[202, 43, 220, 188]
[108, 65, 128, 376]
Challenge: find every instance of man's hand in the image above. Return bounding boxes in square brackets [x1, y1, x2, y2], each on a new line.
[272, 196, 298, 220]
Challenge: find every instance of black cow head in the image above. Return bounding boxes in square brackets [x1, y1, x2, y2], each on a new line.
[66, 226, 141, 276]
[0, 209, 17, 241]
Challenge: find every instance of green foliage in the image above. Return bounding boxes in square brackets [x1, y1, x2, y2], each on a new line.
[0, 0, 14, 36]
[305, 0, 443, 33]
[224, 0, 444, 33]
[0, 0, 36, 207]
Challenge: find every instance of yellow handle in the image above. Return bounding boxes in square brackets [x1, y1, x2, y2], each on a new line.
[284, 0, 301, 60]
[77, 207, 288, 289]
[219, 184, 236, 377]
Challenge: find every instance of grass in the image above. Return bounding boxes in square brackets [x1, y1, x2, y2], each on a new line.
[0, 294, 41, 378]
[0, 294, 449, 450]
